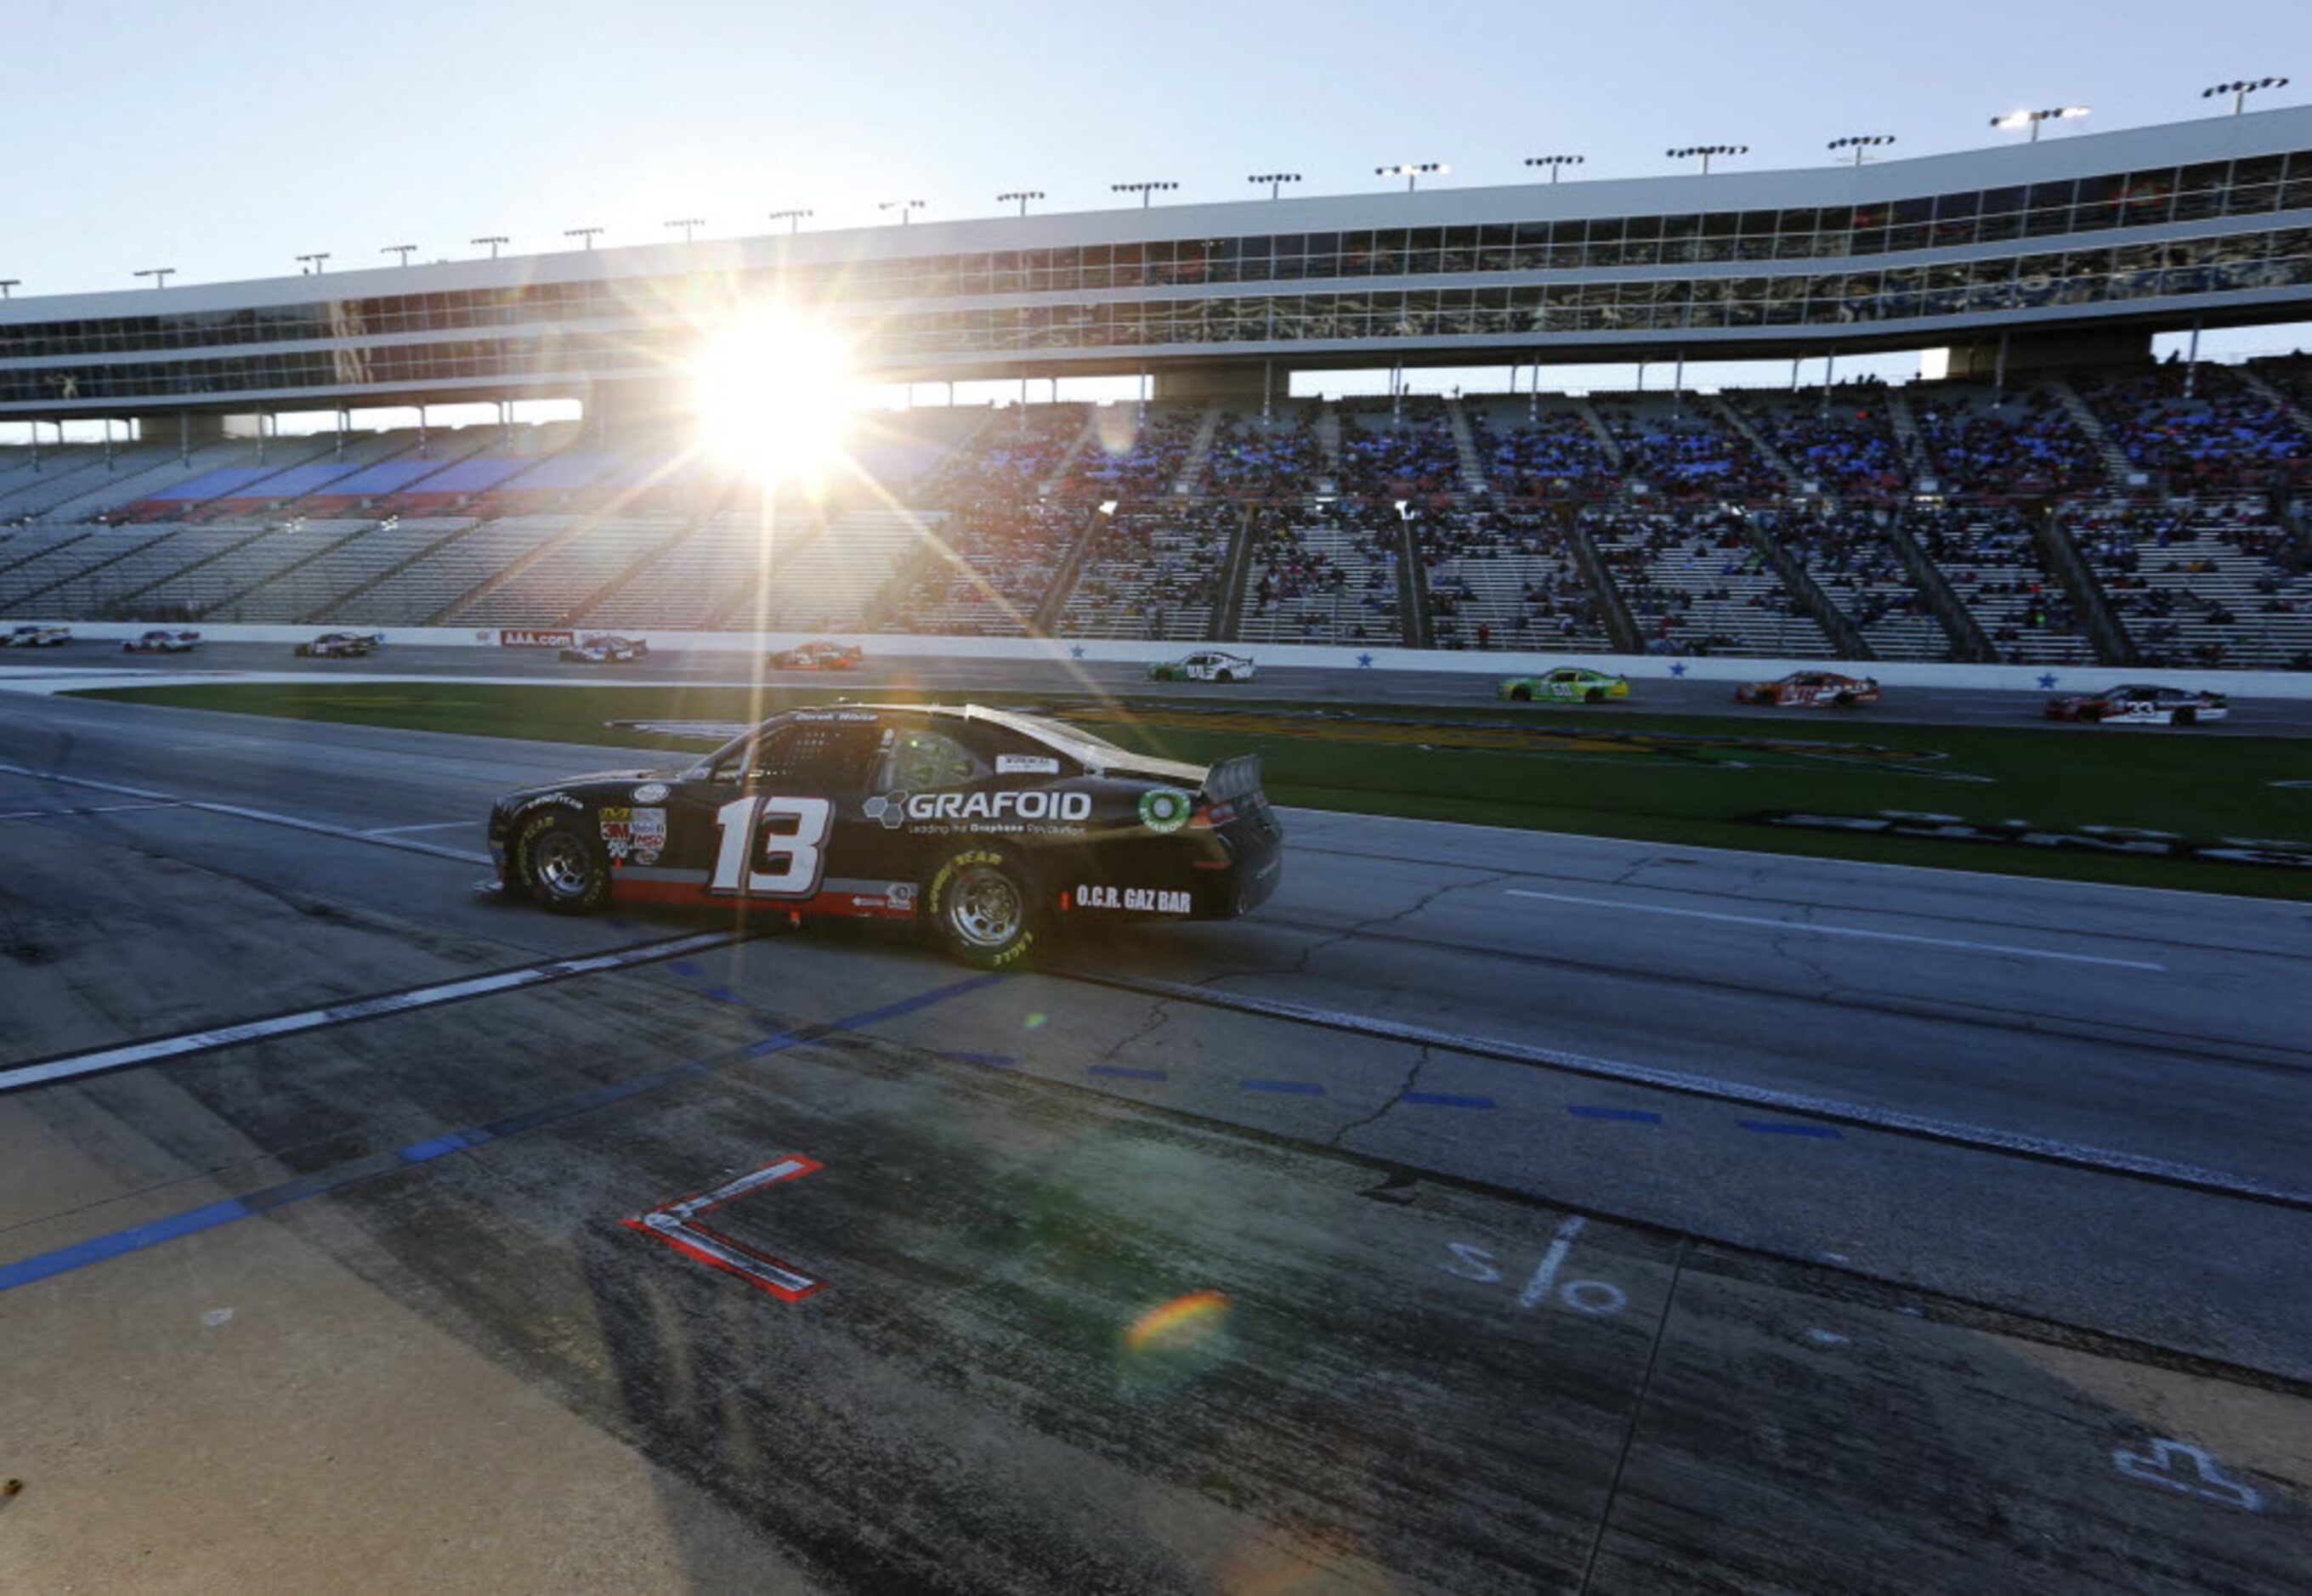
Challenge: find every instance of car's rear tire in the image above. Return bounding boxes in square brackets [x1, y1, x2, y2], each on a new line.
[1216, 670, 1234, 684]
[517, 814, 609, 914]
[1584, 688, 1604, 704]
[926, 847, 1040, 969]
[2173, 707, 2196, 726]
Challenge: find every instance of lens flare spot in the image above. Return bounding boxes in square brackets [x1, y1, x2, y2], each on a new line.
[1125, 1289, 1231, 1355]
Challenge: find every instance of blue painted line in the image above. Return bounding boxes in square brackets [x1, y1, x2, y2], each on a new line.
[1243, 1078, 1325, 1095]
[0, 972, 1006, 1299]
[1740, 1120, 1843, 1139]
[1402, 1091, 1496, 1109]
[668, 960, 703, 977]
[0, 1198, 251, 1293]
[704, 985, 736, 1002]
[1568, 1105, 1663, 1123]
[1089, 1064, 1167, 1081]
[943, 1051, 1018, 1068]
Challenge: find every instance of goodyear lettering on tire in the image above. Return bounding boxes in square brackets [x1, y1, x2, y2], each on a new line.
[514, 811, 609, 911]
[927, 847, 1039, 967]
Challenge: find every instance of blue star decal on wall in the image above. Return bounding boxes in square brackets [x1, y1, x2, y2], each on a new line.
[1068, 644, 1086, 660]
[2036, 672, 2059, 689]
[1669, 661, 1689, 677]
[1356, 653, 1374, 668]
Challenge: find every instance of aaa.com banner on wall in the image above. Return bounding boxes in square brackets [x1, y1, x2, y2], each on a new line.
[489, 629, 576, 649]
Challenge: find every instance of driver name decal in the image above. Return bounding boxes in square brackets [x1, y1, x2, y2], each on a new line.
[1076, 884, 1192, 914]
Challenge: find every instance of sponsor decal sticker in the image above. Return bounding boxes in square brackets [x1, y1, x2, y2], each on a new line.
[499, 627, 577, 648]
[1139, 788, 1193, 834]
[1075, 884, 1193, 914]
[632, 783, 670, 804]
[631, 806, 666, 866]
[865, 789, 1092, 835]
[997, 754, 1061, 775]
[517, 791, 583, 812]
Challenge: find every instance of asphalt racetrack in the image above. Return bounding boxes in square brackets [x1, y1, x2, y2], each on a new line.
[1, 658, 2307, 1590]
[34, 637, 2312, 733]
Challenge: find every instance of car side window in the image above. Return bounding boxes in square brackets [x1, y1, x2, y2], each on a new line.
[886, 726, 979, 792]
[727, 722, 884, 790]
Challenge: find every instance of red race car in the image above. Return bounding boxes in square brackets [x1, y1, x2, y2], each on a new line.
[2043, 683, 2229, 726]
[768, 640, 864, 671]
[1733, 670, 1880, 709]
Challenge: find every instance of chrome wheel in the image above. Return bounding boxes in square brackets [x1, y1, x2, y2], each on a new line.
[531, 826, 598, 904]
[945, 863, 1023, 949]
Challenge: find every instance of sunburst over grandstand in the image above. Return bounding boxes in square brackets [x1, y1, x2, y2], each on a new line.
[3, 95, 2309, 670]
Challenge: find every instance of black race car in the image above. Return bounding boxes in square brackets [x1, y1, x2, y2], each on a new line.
[560, 633, 650, 665]
[295, 631, 384, 659]
[484, 703, 1284, 967]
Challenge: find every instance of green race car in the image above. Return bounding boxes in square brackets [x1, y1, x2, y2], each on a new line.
[1498, 666, 1630, 705]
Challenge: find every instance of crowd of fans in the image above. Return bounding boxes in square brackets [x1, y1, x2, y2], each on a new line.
[1728, 387, 1909, 498]
[1062, 504, 1232, 637]
[1335, 400, 1463, 504]
[1466, 407, 1618, 501]
[2079, 365, 2308, 494]
[1204, 405, 1328, 497]
[1908, 388, 2101, 495]
[1242, 506, 1402, 641]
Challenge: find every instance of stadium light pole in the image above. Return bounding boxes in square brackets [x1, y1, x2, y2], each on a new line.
[767, 209, 813, 235]
[471, 235, 510, 260]
[997, 190, 1046, 217]
[1247, 172, 1303, 200]
[1376, 162, 1447, 192]
[563, 227, 604, 251]
[296, 252, 330, 274]
[1667, 144, 1748, 174]
[1990, 106, 2089, 142]
[1524, 155, 1584, 184]
[878, 200, 926, 225]
[135, 268, 174, 290]
[382, 244, 418, 267]
[665, 217, 707, 244]
[1826, 134, 1896, 167]
[0, 280, 17, 300]
[2202, 77, 2288, 116]
[1111, 181, 1178, 208]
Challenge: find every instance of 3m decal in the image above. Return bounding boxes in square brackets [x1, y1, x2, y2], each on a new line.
[600, 805, 635, 859]
[996, 755, 1061, 775]
[1139, 788, 1193, 834]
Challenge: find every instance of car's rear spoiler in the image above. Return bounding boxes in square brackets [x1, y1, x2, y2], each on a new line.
[1204, 754, 1264, 803]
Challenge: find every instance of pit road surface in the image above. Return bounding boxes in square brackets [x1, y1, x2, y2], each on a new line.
[0, 687, 2305, 1591]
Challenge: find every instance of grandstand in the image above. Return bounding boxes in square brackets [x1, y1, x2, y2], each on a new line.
[3, 105, 2312, 669]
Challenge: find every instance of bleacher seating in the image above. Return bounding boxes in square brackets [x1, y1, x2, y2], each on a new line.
[1238, 508, 1401, 644]
[228, 520, 469, 623]
[1057, 506, 1232, 640]
[3, 362, 2310, 666]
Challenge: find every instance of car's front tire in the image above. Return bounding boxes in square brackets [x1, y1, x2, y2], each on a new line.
[1509, 685, 1532, 702]
[926, 847, 1040, 969]
[517, 814, 609, 914]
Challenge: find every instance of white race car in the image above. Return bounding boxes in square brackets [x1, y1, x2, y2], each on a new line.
[2044, 683, 2230, 726]
[1148, 649, 1257, 684]
[122, 629, 201, 654]
[3, 625, 70, 648]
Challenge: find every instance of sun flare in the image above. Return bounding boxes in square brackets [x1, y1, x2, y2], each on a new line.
[691, 309, 858, 484]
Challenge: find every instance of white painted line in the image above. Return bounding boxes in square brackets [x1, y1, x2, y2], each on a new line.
[1516, 1216, 1584, 1310]
[0, 929, 752, 1095]
[365, 820, 475, 836]
[1061, 972, 2311, 1208]
[1503, 887, 2166, 971]
[0, 762, 490, 864]
[0, 801, 179, 821]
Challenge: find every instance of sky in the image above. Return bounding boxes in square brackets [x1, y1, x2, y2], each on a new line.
[3, 0, 2309, 414]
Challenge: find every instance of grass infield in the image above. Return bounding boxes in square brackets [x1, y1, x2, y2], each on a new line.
[75, 678, 2312, 899]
